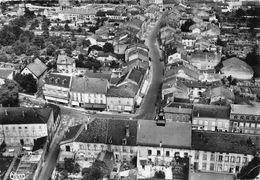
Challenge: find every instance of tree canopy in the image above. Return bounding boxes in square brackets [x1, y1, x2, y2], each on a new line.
[14, 73, 37, 94]
[0, 80, 19, 107]
[103, 42, 114, 53]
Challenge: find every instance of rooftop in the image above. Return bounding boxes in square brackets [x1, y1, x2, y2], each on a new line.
[192, 130, 260, 155]
[231, 104, 260, 116]
[137, 120, 192, 149]
[57, 54, 75, 65]
[44, 73, 71, 88]
[193, 104, 231, 119]
[0, 107, 52, 124]
[69, 118, 138, 146]
[25, 58, 47, 78]
[71, 76, 108, 94]
[107, 83, 139, 98]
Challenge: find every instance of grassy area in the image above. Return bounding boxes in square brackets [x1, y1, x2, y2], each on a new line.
[0, 157, 13, 179]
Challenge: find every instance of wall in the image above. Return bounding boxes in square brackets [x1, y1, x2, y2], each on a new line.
[107, 96, 134, 112]
[71, 92, 107, 106]
[192, 117, 230, 131]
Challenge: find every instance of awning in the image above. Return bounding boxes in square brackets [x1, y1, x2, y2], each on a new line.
[82, 103, 106, 109]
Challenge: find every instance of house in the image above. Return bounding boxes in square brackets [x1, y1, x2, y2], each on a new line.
[70, 76, 109, 110]
[121, 58, 150, 75]
[0, 68, 14, 86]
[221, 57, 254, 80]
[187, 51, 221, 71]
[164, 65, 200, 81]
[204, 86, 235, 105]
[125, 44, 149, 62]
[167, 52, 187, 65]
[0, 107, 57, 148]
[163, 102, 192, 122]
[57, 54, 76, 74]
[137, 120, 192, 179]
[162, 77, 190, 101]
[181, 35, 196, 48]
[107, 68, 147, 113]
[43, 73, 72, 105]
[191, 130, 259, 173]
[58, 7, 97, 22]
[192, 104, 231, 132]
[59, 118, 138, 167]
[21, 58, 47, 83]
[160, 24, 176, 41]
[230, 104, 260, 134]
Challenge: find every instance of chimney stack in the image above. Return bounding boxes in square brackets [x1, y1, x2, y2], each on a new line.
[22, 111, 25, 118]
[4, 110, 8, 116]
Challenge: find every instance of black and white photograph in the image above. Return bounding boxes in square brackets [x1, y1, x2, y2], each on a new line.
[0, 0, 259, 179]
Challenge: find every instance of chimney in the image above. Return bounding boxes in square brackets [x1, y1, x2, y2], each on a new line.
[197, 112, 200, 117]
[4, 110, 8, 116]
[125, 125, 130, 137]
[22, 111, 25, 118]
[179, 106, 181, 110]
[84, 123, 88, 131]
[160, 140, 162, 147]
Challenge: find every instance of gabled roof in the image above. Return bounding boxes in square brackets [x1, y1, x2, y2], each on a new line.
[193, 104, 230, 119]
[84, 71, 111, 81]
[71, 76, 108, 94]
[25, 58, 47, 78]
[192, 130, 260, 155]
[137, 120, 192, 149]
[127, 68, 146, 86]
[0, 107, 52, 124]
[230, 104, 260, 116]
[44, 73, 71, 88]
[107, 83, 139, 98]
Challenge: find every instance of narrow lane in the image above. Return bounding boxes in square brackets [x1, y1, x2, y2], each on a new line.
[135, 16, 164, 120]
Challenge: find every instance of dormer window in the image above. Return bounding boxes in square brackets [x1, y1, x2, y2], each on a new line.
[55, 78, 60, 84]
[122, 138, 127, 145]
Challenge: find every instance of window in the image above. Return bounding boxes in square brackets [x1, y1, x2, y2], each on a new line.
[225, 156, 229, 162]
[257, 124, 260, 128]
[212, 121, 216, 127]
[239, 123, 244, 127]
[166, 151, 170, 157]
[243, 157, 247, 164]
[65, 145, 70, 152]
[195, 151, 199, 160]
[210, 153, 215, 161]
[237, 157, 241, 163]
[24, 126, 28, 129]
[225, 123, 229, 128]
[193, 119, 198, 124]
[234, 115, 238, 119]
[199, 120, 203, 125]
[218, 122, 223, 127]
[218, 155, 223, 162]
[202, 163, 207, 170]
[203, 153, 207, 160]
[210, 163, 214, 171]
[250, 123, 255, 128]
[205, 121, 208, 126]
[245, 123, 250, 127]
[231, 156, 235, 163]
[157, 150, 161, 156]
[148, 150, 152, 156]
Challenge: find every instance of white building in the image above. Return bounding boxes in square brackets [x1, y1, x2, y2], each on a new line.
[70, 76, 109, 110]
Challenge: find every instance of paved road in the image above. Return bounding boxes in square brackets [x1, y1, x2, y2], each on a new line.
[135, 16, 164, 120]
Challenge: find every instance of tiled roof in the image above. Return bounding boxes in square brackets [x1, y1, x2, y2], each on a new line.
[26, 58, 47, 78]
[0, 107, 52, 124]
[204, 86, 235, 100]
[107, 83, 139, 98]
[0, 68, 14, 79]
[221, 57, 253, 75]
[137, 120, 192, 149]
[57, 55, 75, 65]
[128, 49, 149, 59]
[165, 66, 200, 80]
[127, 68, 146, 86]
[71, 76, 108, 94]
[192, 130, 260, 155]
[74, 118, 138, 146]
[193, 104, 230, 119]
[44, 73, 71, 88]
[230, 104, 260, 116]
[187, 51, 221, 64]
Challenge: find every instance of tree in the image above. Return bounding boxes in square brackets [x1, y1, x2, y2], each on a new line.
[82, 167, 103, 180]
[154, 170, 165, 179]
[237, 156, 260, 180]
[41, 17, 51, 31]
[181, 19, 195, 32]
[29, 19, 39, 30]
[24, 7, 35, 19]
[64, 23, 70, 31]
[33, 35, 45, 49]
[0, 3, 7, 14]
[0, 80, 19, 107]
[110, 60, 119, 69]
[11, 16, 27, 27]
[46, 44, 56, 56]
[103, 42, 114, 53]
[64, 158, 74, 173]
[82, 39, 91, 48]
[19, 30, 35, 43]
[14, 73, 37, 94]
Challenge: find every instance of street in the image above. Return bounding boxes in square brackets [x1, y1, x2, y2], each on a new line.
[135, 16, 164, 120]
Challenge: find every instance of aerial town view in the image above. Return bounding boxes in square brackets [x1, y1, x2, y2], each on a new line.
[0, 0, 259, 179]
